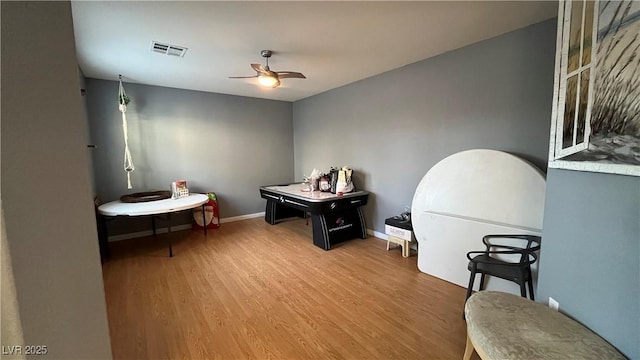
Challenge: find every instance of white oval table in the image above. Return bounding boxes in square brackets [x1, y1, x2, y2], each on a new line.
[411, 149, 546, 294]
[98, 193, 209, 257]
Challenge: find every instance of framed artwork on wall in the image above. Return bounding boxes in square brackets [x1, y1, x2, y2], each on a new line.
[549, 0, 640, 176]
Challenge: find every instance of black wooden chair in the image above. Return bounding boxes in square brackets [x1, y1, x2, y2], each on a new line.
[465, 235, 542, 305]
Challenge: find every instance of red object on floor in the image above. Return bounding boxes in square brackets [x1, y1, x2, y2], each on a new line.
[193, 192, 220, 229]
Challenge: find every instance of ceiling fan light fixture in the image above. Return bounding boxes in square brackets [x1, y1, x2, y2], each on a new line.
[258, 74, 280, 88]
[230, 50, 304, 88]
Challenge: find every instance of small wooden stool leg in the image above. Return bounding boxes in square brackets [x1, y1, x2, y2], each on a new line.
[402, 240, 409, 257]
[386, 240, 390, 251]
[463, 333, 475, 360]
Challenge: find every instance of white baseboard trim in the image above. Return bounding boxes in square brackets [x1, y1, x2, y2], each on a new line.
[107, 212, 266, 242]
[110, 214, 389, 243]
[108, 224, 193, 242]
[367, 229, 388, 240]
[220, 212, 264, 224]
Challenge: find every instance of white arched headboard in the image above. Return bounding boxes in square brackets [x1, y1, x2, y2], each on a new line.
[411, 149, 546, 294]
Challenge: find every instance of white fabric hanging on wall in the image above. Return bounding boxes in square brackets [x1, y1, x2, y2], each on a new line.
[118, 78, 134, 189]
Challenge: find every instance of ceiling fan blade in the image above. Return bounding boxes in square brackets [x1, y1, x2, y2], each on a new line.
[276, 72, 306, 79]
[228, 75, 258, 79]
[251, 64, 268, 74]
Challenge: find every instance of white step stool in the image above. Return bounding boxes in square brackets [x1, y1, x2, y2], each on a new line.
[384, 217, 414, 258]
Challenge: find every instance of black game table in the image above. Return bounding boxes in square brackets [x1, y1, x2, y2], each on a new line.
[259, 183, 369, 250]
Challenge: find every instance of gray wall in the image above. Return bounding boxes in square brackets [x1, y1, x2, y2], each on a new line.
[79, 72, 97, 196]
[537, 169, 640, 359]
[293, 19, 557, 232]
[85, 79, 293, 234]
[1, 1, 112, 358]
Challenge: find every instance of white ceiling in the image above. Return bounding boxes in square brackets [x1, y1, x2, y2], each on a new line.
[71, 1, 558, 102]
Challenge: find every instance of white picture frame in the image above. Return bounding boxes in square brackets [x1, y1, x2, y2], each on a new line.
[549, 0, 640, 177]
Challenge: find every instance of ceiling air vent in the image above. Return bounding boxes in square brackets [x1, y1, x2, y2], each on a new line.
[150, 41, 187, 57]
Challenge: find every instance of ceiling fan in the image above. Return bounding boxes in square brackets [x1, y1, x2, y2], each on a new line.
[229, 50, 306, 88]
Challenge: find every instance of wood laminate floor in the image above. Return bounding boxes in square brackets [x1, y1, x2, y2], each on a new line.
[103, 217, 479, 359]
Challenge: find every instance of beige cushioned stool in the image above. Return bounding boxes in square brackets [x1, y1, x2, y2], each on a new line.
[463, 291, 625, 360]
